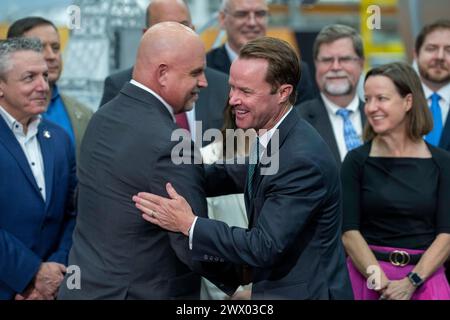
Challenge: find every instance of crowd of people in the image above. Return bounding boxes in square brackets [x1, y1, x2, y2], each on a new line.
[1, 0, 449, 300]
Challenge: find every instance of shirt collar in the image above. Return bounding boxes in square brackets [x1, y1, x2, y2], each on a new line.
[225, 42, 239, 63]
[258, 106, 293, 150]
[130, 79, 176, 122]
[321, 93, 360, 116]
[421, 82, 450, 105]
[0, 105, 41, 135]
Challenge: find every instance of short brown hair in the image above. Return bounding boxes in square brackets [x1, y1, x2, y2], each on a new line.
[239, 36, 301, 105]
[415, 19, 450, 54]
[313, 24, 364, 60]
[363, 62, 433, 142]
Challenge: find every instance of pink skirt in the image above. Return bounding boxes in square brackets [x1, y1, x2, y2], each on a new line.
[347, 245, 450, 300]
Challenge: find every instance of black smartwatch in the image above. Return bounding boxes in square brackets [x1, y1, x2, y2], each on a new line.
[407, 272, 424, 287]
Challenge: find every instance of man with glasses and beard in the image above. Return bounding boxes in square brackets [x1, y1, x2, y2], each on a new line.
[296, 24, 366, 167]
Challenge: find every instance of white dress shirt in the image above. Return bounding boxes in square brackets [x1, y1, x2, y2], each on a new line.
[321, 93, 363, 161]
[130, 79, 176, 122]
[422, 82, 450, 126]
[188, 107, 294, 249]
[225, 42, 239, 63]
[130, 79, 199, 141]
[0, 106, 46, 200]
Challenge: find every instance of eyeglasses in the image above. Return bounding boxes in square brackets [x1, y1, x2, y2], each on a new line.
[316, 56, 360, 67]
[225, 10, 269, 20]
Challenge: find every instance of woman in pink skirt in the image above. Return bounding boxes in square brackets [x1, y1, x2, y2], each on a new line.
[341, 62, 450, 300]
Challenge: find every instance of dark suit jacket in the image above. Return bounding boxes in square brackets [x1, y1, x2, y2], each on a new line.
[99, 67, 229, 144]
[58, 83, 238, 299]
[206, 44, 315, 105]
[439, 116, 450, 152]
[193, 110, 353, 299]
[296, 97, 366, 167]
[0, 118, 77, 300]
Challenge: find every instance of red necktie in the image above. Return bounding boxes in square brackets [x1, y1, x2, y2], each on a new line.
[175, 112, 190, 132]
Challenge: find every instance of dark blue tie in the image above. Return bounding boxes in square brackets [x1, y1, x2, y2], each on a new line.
[425, 93, 442, 146]
[336, 108, 362, 151]
[247, 137, 259, 197]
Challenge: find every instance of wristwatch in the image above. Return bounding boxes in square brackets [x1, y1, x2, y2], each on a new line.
[407, 272, 424, 287]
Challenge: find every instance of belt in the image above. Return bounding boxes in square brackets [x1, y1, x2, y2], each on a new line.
[373, 250, 422, 267]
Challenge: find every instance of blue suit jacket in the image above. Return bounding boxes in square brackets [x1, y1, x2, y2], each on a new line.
[0, 117, 77, 300]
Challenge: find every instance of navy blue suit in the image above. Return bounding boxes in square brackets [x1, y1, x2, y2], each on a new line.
[194, 110, 353, 299]
[0, 117, 77, 300]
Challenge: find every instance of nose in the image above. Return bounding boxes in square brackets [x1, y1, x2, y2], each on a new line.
[228, 89, 240, 106]
[331, 57, 342, 70]
[198, 72, 208, 88]
[37, 74, 50, 92]
[44, 44, 57, 61]
[364, 99, 377, 114]
[247, 12, 257, 26]
[436, 47, 445, 60]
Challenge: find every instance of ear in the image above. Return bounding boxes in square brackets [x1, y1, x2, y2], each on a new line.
[219, 11, 226, 29]
[277, 84, 293, 104]
[404, 93, 413, 112]
[157, 64, 169, 87]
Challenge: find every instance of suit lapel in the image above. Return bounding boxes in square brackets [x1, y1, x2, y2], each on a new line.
[309, 99, 341, 163]
[0, 117, 43, 196]
[37, 122, 55, 209]
[439, 115, 450, 151]
[358, 100, 366, 126]
[247, 110, 299, 226]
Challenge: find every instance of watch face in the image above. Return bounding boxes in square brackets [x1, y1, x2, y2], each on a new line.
[408, 272, 424, 286]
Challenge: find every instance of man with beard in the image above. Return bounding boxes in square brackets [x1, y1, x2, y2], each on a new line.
[415, 19, 450, 152]
[415, 19, 450, 285]
[296, 24, 365, 167]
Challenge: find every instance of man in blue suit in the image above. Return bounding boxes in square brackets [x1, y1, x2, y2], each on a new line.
[0, 38, 77, 300]
[134, 37, 353, 299]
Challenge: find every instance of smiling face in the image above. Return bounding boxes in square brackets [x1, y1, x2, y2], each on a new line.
[0, 50, 49, 123]
[229, 57, 286, 131]
[416, 28, 450, 89]
[220, 0, 268, 53]
[364, 75, 412, 137]
[315, 37, 363, 99]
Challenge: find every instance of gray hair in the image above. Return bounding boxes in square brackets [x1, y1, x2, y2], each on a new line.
[0, 37, 42, 80]
[313, 24, 364, 60]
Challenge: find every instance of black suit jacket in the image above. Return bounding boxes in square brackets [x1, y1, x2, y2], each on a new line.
[193, 110, 353, 299]
[439, 116, 450, 152]
[58, 83, 238, 299]
[206, 44, 315, 105]
[296, 97, 366, 167]
[99, 66, 229, 144]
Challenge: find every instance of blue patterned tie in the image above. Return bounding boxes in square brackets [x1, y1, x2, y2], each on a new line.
[247, 137, 259, 197]
[336, 108, 362, 152]
[425, 93, 442, 146]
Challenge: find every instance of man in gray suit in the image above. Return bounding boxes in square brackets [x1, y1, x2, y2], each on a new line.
[100, 0, 229, 144]
[296, 24, 365, 166]
[58, 22, 238, 299]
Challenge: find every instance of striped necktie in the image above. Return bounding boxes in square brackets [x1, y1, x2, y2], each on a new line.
[247, 137, 259, 197]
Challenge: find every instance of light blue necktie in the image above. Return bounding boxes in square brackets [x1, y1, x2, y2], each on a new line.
[336, 108, 362, 152]
[247, 137, 259, 197]
[425, 93, 442, 146]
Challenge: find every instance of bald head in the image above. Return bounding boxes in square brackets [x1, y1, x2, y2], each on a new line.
[133, 22, 207, 112]
[146, 0, 193, 29]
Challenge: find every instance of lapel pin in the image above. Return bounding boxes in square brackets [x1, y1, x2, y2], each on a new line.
[43, 130, 51, 139]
